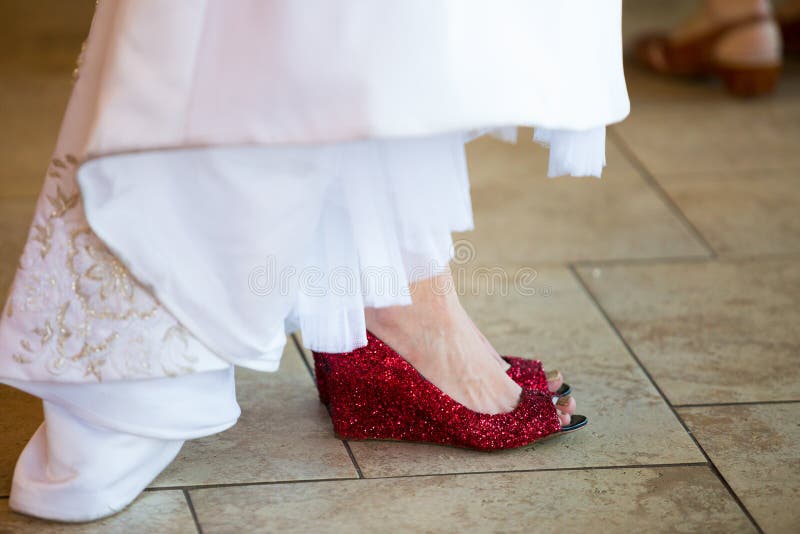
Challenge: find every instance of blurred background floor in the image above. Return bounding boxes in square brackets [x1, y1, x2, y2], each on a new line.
[0, 1, 798, 532]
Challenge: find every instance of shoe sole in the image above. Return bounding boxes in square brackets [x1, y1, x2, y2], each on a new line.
[334, 415, 588, 451]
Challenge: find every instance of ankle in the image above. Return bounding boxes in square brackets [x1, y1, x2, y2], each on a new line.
[364, 305, 402, 331]
[408, 272, 459, 308]
[366, 274, 462, 331]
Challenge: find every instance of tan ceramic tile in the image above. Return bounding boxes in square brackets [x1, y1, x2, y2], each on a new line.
[0, 197, 35, 301]
[0, 490, 196, 533]
[0, 0, 94, 75]
[678, 403, 800, 533]
[0, 76, 71, 197]
[461, 134, 709, 265]
[0, 386, 41, 498]
[346, 267, 703, 478]
[190, 466, 753, 533]
[623, 62, 726, 103]
[623, 60, 800, 105]
[614, 99, 800, 176]
[577, 258, 800, 405]
[660, 170, 800, 256]
[0, 0, 92, 197]
[152, 343, 357, 487]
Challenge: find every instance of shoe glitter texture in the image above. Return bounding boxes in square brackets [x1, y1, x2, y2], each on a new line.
[314, 332, 562, 451]
[315, 341, 553, 405]
[503, 356, 549, 392]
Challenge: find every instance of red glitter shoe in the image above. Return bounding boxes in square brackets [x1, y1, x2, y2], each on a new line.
[504, 356, 572, 398]
[314, 332, 586, 451]
[315, 346, 571, 405]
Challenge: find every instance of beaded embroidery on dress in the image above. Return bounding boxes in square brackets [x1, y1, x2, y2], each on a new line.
[0, 155, 229, 382]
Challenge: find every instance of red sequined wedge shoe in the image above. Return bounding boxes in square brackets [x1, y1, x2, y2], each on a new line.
[314, 344, 571, 405]
[314, 332, 587, 451]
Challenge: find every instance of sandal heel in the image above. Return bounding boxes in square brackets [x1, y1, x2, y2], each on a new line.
[323, 332, 566, 450]
[716, 63, 781, 97]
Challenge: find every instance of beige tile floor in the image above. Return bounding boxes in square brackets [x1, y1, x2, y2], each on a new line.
[0, 1, 798, 532]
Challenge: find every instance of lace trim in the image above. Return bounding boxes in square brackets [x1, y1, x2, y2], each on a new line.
[2, 155, 204, 381]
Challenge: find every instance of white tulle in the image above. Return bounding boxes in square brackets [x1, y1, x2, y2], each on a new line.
[533, 127, 607, 178]
[472, 126, 608, 178]
[77, 126, 605, 362]
[77, 133, 473, 363]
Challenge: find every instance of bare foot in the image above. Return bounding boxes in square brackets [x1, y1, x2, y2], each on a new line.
[365, 272, 575, 423]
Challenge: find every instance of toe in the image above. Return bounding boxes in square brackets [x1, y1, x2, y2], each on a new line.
[555, 395, 576, 415]
[558, 411, 571, 426]
[545, 369, 563, 393]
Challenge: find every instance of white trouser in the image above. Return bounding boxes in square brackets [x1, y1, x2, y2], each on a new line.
[4, 368, 239, 522]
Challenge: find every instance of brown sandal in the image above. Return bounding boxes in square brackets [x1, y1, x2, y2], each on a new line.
[636, 15, 782, 98]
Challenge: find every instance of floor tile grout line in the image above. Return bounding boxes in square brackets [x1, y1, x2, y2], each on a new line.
[705, 251, 800, 262]
[290, 333, 366, 479]
[570, 255, 715, 268]
[146, 477, 360, 494]
[607, 128, 718, 258]
[675, 400, 800, 408]
[342, 441, 365, 479]
[141, 461, 710, 493]
[361, 461, 711, 481]
[183, 489, 204, 534]
[613, 164, 800, 182]
[568, 264, 764, 534]
[466, 250, 800, 274]
[463, 250, 800, 272]
[570, 250, 800, 269]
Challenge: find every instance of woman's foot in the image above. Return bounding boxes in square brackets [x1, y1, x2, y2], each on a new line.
[318, 331, 580, 450]
[364, 273, 575, 424]
[467, 312, 573, 398]
[636, 0, 782, 97]
[466, 313, 573, 399]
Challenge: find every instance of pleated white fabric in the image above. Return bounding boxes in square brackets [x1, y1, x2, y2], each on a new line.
[477, 126, 608, 177]
[78, 133, 473, 364]
[533, 127, 608, 178]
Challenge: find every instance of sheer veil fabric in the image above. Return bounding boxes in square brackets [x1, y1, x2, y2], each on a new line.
[0, 0, 629, 521]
